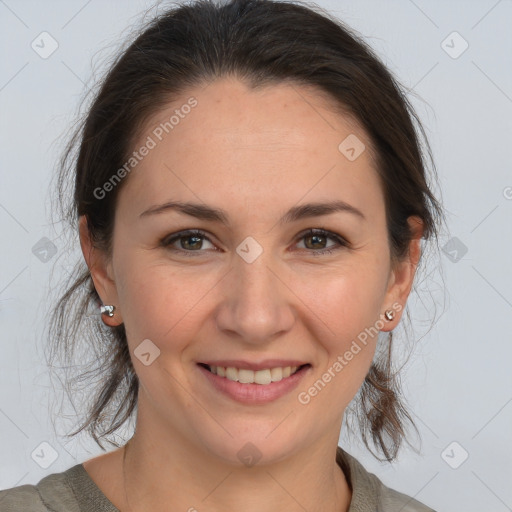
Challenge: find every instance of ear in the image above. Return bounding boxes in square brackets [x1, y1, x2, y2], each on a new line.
[79, 215, 123, 327]
[380, 215, 424, 332]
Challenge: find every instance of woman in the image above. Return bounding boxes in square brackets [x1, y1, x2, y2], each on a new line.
[0, 0, 444, 510]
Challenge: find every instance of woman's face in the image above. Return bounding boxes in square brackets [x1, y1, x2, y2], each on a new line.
[83, 77, 419, 465]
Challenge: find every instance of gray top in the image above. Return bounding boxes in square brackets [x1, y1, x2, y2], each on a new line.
[0, 447, 436, 511]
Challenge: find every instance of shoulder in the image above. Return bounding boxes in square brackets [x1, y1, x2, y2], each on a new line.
[336, 447, 437, 512]
[377, 483, 436, 512]
[0, 483, 47, 512]
[0, 466, 82, 512]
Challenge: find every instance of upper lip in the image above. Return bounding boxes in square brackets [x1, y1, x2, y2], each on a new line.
[198, 359, 310, 371]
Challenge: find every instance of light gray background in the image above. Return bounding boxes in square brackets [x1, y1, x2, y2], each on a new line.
[1, 1, 511, 511]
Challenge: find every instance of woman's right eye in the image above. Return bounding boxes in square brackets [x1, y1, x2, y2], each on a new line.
[161, 229, 216, 255]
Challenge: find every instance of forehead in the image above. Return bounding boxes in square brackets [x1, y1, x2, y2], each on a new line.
[118, 78, 383, 224]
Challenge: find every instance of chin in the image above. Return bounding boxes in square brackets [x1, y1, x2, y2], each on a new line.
[197, 424, 305, 468]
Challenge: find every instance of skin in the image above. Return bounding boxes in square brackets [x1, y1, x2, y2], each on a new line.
[79, 77, 423, 512]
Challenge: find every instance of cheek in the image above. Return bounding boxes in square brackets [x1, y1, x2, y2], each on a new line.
[303, 262, 387, 341]
[114, 253, 220, 350]
[302, 264, 387, 390]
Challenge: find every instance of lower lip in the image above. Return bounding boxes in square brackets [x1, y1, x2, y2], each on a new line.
[197, 364, 311, 404]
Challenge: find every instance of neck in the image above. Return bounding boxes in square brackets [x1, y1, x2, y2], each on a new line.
[118, 418, 352, 512]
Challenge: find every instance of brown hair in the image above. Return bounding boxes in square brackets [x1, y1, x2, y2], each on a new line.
[48, 0, 445, 462]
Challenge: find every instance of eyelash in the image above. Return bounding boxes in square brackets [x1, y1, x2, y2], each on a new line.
[160, 228, 349, 257]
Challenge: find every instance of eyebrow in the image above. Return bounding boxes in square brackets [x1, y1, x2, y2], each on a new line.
[139, 199, 366, 225]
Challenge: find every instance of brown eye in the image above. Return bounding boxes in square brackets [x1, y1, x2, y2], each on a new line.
[304, 233, 328, 250]
[296, 229, 348, 256]
[178, 234, 203, 250]
[161, 230, 216, 255]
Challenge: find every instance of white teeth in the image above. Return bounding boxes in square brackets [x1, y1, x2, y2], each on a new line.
[270, 367, 282, 381]
[254, 369, 272, 385]
[207, 365, 300, 385]
[225, 367, 238, 381]
[238, 369, 254, 384]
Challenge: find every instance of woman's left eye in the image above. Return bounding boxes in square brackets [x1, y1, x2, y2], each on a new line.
[160, 228, 348, 256]
[295, 228, 348, 255]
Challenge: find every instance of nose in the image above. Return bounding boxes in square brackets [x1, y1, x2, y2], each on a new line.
[214, 250, 296, 345]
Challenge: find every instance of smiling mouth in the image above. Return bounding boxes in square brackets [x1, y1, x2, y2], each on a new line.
[197, 363, 311, 385]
